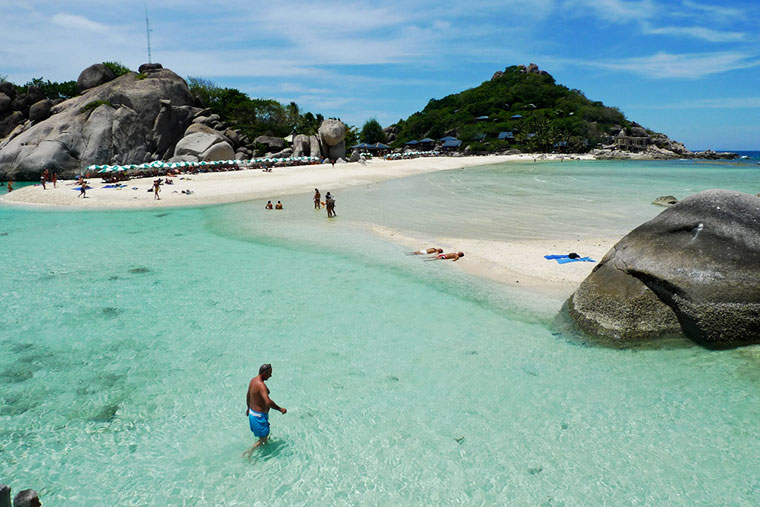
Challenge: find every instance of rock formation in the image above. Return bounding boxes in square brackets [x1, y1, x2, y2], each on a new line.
[76, 63, 116, 93]
[318, 119, 347, 160]
[568, 189, 760, 348]
[0, 64, 198, 180]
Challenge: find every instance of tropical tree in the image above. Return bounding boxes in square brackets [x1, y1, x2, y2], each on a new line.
[360, 117, 386, 143]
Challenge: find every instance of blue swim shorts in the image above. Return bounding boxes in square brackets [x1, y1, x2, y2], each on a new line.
[248, 409, 270, 438]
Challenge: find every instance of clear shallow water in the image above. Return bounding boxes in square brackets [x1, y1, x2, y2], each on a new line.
[1, 160, 759, 505]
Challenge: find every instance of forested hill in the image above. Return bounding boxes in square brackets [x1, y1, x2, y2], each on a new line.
[391, 64, 634, 152]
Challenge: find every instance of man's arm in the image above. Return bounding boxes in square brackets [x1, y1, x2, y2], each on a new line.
[259, 383, 287, 413]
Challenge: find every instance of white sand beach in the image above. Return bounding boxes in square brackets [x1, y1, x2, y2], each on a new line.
[1, 153, 606, 296]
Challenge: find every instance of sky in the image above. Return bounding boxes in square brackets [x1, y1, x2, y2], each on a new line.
[1, 0, 758, 150]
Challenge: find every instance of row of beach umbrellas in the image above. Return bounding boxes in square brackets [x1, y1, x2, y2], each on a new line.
[350, 142, 391, 150]
[87, 157, 322, 173]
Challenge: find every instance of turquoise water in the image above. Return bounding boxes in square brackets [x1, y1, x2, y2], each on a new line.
[2, 160, 759, 505]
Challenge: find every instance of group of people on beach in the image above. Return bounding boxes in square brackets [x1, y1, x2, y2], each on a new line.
[265, 200, 283, 209]
[409, 247, 464, 261]
[313, 188, 336, 217]
[39, 168, 58, 190]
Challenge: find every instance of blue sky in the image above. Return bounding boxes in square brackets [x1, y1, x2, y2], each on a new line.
[1, 0, 758, 150]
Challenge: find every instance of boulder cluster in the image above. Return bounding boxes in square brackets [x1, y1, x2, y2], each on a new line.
[0, 64, 346, 180]
[568, 189, 760, 348]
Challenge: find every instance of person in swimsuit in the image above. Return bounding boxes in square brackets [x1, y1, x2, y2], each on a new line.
[78, 179, 87, 198]
[153, 179, 161, 200]
[265, 201, 273, 209]
[275, 201, 283, 209]
[313, 189, 321, 209]
[408, 248, 443, 255]
[426, 252, 464, 261]
[243, 363, 286, 456]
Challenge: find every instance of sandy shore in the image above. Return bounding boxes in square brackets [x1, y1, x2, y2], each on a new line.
[1, 152, 609, 297]
[372, 226, 615, 300]
[1, 154, 586, 209]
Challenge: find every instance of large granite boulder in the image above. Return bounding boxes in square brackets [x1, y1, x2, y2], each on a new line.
[77, 63, 116, 92]
[0, 81, 15, 100]
[568, 189, 760, 348]
[0, 92, 11, 113]
[174, 131, 225, 158]
[291, 134, 311, 157]
[28, 99, 52, 122]
[309, 135, 322, 159]
[328, 140, 346, 161]
[318, 119, 346, 147]
[0, 111, 25, 139]
[0, 66, 195, 180]
[200, 141, 235, 161]
[254, 135, 285, 151]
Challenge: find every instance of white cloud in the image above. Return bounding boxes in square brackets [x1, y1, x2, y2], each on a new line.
[680, 1, 745, 20]
[51, 13, 108, 32]
[644, 24, 746, 42]
[563, 0, 655, 23]
[580, 51, 760, 79]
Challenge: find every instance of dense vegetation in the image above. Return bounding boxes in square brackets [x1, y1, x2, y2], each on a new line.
[186, 77, 328, 140]
[359, 118, 386, 143]
[392, 65, 629, 152]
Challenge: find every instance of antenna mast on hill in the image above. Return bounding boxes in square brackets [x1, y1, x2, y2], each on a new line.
[145, 8, 152, 63]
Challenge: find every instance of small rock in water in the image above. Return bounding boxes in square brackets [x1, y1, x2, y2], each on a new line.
[465, 350, 478, 355]
[128, 267, 151, 274]
[0, 232, 8, 236]
[561, 422, 569, 430]
[13, 489, 41, 507]
[528, 466, 543, 475]
[521, 366, 539, 377]
[387, 375, 399, 382]
[455, 436, 465, 444]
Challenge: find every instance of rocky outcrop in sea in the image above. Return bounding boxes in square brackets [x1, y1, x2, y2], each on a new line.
[567, 189, 760, 348]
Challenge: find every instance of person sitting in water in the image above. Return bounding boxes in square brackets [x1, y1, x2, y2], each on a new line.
[265, 200, 273, 209]
[408, 248, 443, 255]
[426, 252, 464, 262]
[275, 201, 283, 209]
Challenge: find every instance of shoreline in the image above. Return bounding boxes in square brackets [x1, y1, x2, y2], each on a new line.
[1, 152, 612, 299]
[0, 154, 590, 210]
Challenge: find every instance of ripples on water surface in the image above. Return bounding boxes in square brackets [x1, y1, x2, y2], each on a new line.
[1, 160, 759, 504]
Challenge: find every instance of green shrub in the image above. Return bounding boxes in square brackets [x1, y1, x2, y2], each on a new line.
[102, 61, 131, 78]
[136, 73, 147, 80]
[80, 100, 112, 114]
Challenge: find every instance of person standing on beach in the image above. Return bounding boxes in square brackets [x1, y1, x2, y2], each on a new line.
[325, 192, 336, 218]
[6, 181, 12, 193]
[313, 188, 321, 209]
[78, 179, 87, 198]
[243, 363, 286, 456]
[52, 172, 58, 188]
[153, 179, 161, 200]
[40, 171, 47, 190]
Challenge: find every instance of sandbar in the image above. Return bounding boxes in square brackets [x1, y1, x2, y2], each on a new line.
[1, 152, 608, 297]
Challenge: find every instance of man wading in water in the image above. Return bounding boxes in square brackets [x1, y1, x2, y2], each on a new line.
[243, 363, 287, 456]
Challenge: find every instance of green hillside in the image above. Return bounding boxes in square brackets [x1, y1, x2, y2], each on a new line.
[392, 64, 630, 153]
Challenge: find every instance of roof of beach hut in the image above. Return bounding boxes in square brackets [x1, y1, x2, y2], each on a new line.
[419, 138, 435, 143]
[405, 140, 419, 145]
[510, 114, 523, 119]
[498, 131, 514, 140]
[475, 115, 489, 120]
[439, 136, 458, 141]
[442, 139, 462, 148]
[371, 142, 390, 149]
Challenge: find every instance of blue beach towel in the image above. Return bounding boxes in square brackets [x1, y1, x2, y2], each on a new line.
[544, 254, 596, 264]
[72, 186, 92, 191]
